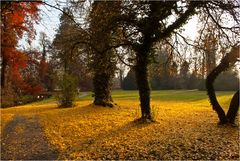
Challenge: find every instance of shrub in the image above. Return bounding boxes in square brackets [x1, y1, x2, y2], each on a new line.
[151, 105, 159, 121]
[57, 73, 78, 107]
[1, 87, 16, 108]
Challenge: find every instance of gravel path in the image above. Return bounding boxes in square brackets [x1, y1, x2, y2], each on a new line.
[78, 92, 89, 98]
[1, 115, 59, 160]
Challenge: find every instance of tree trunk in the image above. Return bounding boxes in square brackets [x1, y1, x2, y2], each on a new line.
[90, 1, 119, 107]
[226, 90, 239, 124]
[119, 68, 123, 88]
[135, 52, 152, 121]
[1, 58, 6, 88]
[206, 46, 239, 124]
[93, 72, 113, 107]
[91, 50, 115, 107]
[206, 60, 229, 124]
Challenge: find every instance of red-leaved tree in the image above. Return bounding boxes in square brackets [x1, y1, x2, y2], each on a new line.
[1, 2, 42, 107]
[1, 2, 41, 93]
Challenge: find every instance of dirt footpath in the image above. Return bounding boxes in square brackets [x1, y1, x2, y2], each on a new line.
[1, 115, 59, 160]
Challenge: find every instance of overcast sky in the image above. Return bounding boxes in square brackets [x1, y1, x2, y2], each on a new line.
[19, 0, 62, 50]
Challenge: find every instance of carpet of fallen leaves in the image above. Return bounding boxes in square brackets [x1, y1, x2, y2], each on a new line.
[1, 92, 239, 160]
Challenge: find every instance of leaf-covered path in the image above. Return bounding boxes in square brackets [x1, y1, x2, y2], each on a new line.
[1, 115, 58, 160]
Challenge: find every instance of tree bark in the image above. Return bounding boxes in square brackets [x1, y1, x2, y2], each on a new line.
[135, 49, 152, 121]
[90, 1, 119, 107]
[206, 46, 239, 124]
[132, 2, 159, 121]
[92, 49, 116, 107]
[206, 62, 228, 124]
[93, 72, 113, 107]
[226, 90, 239, 124]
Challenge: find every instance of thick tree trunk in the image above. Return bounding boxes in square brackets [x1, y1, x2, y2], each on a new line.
[206, 60, 229, 124]
[90, 1, 120, 107]
[226, 90, 239, 124]
[93, 72, 113, 107]
[91, 50, 115, 107]
[135, 52, 152, 121]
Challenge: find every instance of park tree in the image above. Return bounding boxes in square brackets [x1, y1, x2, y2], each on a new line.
[1, 2, 40, 88]
[38, 32, 52, 91]
[195, 16, 223, 79]
[53, 8, 78, 74]
[1, 2, 40, 106]
[117, 1, 239, 122]
[51, 8, 79, 107]
[52, 6, 100, 106]
[196, 20, 218, 78]
[117, 1, 205, 121]
[53, 1, 122, 106]
[206, 46, 239, 124]
[88, 1, 121, 107]
[52, 8, 82, 107]
[21, 49, 44, 96]
[53, 7, 93, 92]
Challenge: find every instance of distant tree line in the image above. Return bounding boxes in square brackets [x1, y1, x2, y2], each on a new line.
[122, 66, 238, 91]
[122, 51, 239, 91]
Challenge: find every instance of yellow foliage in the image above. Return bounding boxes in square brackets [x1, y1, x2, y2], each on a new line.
[1, 93, 238, 160]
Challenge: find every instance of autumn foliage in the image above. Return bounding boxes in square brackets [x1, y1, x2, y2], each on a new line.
[1, 2, 42, 97]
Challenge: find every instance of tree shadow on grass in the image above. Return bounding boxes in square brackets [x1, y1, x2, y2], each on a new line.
[79, 119, 157, 149]
[1, 115, 59, 160]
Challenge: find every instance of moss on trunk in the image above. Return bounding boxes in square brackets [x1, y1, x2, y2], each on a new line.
[135, 59, 152, 121]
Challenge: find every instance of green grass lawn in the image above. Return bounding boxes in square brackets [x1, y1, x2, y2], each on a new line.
[32, 90, 235, 107]
[77, 90, 234, 107]
[32, 90, 234, 111]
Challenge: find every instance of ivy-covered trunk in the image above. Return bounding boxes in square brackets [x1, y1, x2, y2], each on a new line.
[89, 1, 120, 107]
[93, 71, 114, 107]
[134, 39, 153, 121]
[91, 55, 115, 107]
[92, 49, 115, 107]
[135, 53, 152, 120]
